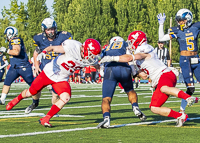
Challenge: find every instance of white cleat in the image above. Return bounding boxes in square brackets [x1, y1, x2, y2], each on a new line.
[186, 97, 198, 107]
[97, 116, 110, 128]
[120, 89, 125, 93]
[176, 113, 188, 127]
[0, 99, 5, 105]
[133, 106, 147, 121]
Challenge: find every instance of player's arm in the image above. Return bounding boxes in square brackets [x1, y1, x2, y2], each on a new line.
[33, 50, 41, 76]
[138, 70, 148, 80]
[7, 44, 21, 56]
[0, 57, 9, 69]
[43, 45, 65, 54]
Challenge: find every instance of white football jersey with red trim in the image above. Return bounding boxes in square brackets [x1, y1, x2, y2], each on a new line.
[135, 43, 171, 87]
[43, 40, 84, 82]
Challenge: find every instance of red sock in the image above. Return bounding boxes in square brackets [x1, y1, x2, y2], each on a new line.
[178, 91, 190, 100]
[46, 105, 61, 119]
[118, 83, 123, 89]
[18, 94, 23, 101]
[168, 109, 182, 119]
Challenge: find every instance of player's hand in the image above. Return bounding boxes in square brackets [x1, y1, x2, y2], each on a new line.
[157, 13, 166, 25]
[0, 47, 7, 53]
[99, 56, 119, 64]
[37, 51, 46, 61]
[34, 66, 42, 76]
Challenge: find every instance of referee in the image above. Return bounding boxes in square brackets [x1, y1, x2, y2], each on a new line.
[154, 41, 171, 67]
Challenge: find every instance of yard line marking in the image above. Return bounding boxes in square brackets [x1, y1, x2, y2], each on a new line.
[0, 100, 182, 113]
[0, 117, 200, 138]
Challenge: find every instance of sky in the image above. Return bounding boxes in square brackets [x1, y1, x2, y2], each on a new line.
[0, 0, 54, 18]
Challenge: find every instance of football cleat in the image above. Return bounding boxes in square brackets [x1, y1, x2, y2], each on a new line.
[176, 113, 188, 127]
[39, 117, 52, 128]
[97, 116, 110, 128]
[120, 89, 125, 93]
[133, 106, 147, 121]
[186, 97, 198, 107]
[0, 99, 5, 105]
[25, 103, 38, 114]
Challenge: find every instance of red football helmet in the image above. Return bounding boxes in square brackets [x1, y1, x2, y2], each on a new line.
[82, 38, 101, 65]
[127, 31, 147, 50]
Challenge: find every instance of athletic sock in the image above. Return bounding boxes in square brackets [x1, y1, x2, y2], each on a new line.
[46, 105, 61, 119]
[168, 109, 182, 119]
[1, 93, 7, 101]
[178, 91, 190, 100]
[103, 112, 110, 119]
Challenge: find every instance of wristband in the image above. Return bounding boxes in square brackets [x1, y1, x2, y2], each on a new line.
[113, 56, 119, 62]
[7, 49, 10, 54]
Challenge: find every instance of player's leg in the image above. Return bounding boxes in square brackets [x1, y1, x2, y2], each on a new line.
[39, 81, 71, 127]
[7, 71, 54, 110]
[97, 67, 117, 128]
[0, 67, 19, 105]
[119, 66, 146, 121]
[179, 56, 195, 112]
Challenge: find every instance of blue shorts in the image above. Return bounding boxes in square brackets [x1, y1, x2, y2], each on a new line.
[4, 65, 34, 86]
[102, 66, 133, 98]
[179, 55, 200, 84]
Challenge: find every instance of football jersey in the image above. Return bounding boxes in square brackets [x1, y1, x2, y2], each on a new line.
[33, 31, 73, 69]
[8, 37, 30, 67]
[104, 41, 130, 67]
[135, 44, 170, 87]
[43, 40, 83, 82]
[169, 22, 200, 52]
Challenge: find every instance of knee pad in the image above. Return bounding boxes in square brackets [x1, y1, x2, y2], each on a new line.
[186, 86, 195, 95]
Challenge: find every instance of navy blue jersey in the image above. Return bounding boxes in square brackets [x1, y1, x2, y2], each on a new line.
[169, 22, 200, 52]
[0, 55, 6, 67]
[33, 31, 72, 69]
[104, 41, 129, 67]
[8, 37, 30, 68]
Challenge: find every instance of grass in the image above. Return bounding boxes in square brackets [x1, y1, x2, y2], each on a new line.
[0, 82, 200, 142]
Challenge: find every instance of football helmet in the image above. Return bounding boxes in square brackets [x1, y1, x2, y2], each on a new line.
[4, 26, 18, 41]
[41, 18, 57, 38]
[127, 31, 147, 51]
[175, 8, 193, 29]
[82, 38, 101, 65]
[109, 36, 124, 45]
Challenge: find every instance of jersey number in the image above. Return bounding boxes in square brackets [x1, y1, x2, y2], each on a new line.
[106, 42, 123, 51]
[186, 36, 194, 51]
[61, 61, 81, 73]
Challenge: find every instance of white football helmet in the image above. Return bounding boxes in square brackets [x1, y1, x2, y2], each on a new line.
[109, 36, 124, 44]
[41, 18, 57, 38]
[175, 8, 193, 29]
[4, 26, 18, 41]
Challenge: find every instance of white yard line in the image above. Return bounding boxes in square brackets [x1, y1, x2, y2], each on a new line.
[0, 117, 199, 138]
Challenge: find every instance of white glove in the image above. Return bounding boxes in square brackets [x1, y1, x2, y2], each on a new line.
[0, 47, 7, 53]
[37, 52, 46, 61]
[157, 13, 166, 25]
[99, 56, 119, 64]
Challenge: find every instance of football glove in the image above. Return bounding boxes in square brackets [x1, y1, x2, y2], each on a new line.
[0, 47, 7, 53]
[99, 56, 119, 64]
[157, 13, 166, 25]
[37, 51, 47, 61]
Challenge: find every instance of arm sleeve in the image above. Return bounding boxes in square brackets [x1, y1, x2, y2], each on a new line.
[0, 60, 8, 69]
[158, 24, 171, 41]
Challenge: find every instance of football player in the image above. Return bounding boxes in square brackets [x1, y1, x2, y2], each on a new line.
[0, 26, 35, 105]
[100, 31, 199, 127]
[97, 36, 146, 129]
[157, 9, 200, 113]
[6, 38, 101, 127]
[0, 50, 9, 82]
[25, 18, 73, 114]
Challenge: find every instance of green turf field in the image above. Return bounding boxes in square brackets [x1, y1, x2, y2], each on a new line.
[0, 82, 199, 142]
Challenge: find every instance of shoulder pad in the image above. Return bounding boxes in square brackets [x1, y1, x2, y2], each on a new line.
[191, 22, 200, 29]
[11, 38, 21, 45]
[168, 27, 179, 35]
